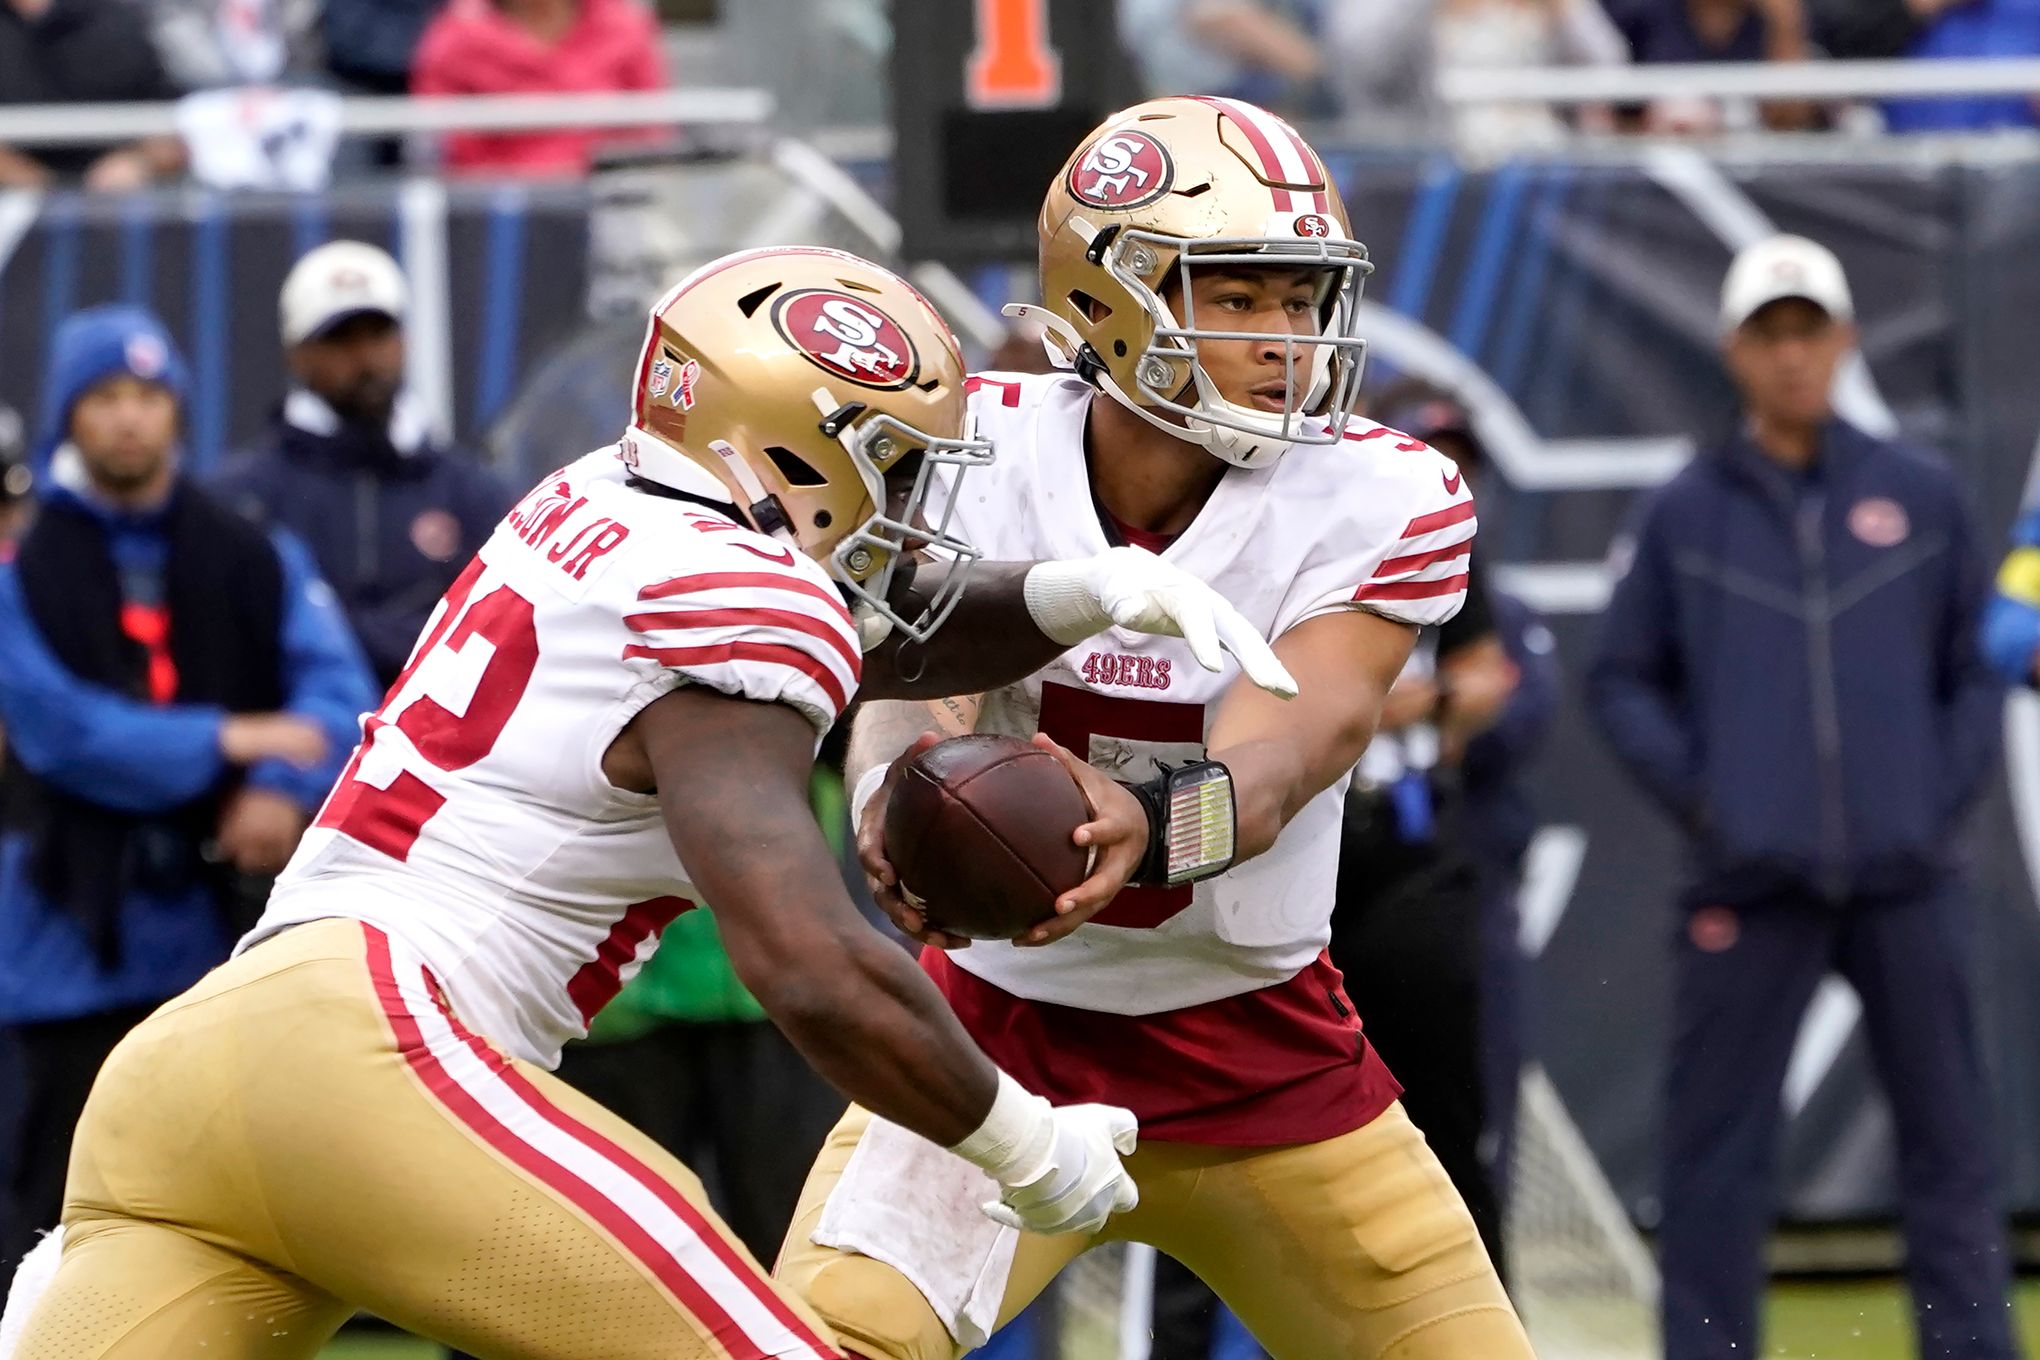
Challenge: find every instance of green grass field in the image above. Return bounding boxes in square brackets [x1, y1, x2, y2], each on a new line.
[313, 1278, 2040, 1359]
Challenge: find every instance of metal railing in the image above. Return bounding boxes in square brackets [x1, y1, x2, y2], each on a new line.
[1438, 55, 2040, 106]
[0, 88, 774, 147]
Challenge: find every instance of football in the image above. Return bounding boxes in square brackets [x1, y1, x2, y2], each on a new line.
[882, 734, 1091, 940]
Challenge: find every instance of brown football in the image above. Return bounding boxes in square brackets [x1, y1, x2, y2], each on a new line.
[882, 734, 1090, 941]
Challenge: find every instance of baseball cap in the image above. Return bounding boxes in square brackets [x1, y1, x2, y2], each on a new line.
[1719, 234, 1854, 334]
[280, 240, 408, 346]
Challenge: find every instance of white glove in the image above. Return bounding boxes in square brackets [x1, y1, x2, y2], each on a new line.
[950, 1073, 1140, 1236]
[1023, 548, 1299, 700]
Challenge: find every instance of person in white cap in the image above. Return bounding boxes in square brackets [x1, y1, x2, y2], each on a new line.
[1589, 234, 2018, 1360]
[218, 240, 515, 686]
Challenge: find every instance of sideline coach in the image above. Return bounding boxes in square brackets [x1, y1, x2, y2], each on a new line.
[1588, 235, 2017, 1360]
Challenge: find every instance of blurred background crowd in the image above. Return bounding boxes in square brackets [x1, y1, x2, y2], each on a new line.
[3, 0, 2040, 194]
[8, 2, 2040, 1359]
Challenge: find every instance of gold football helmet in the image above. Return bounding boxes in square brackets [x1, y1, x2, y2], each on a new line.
[1014, 96, 1372, 470]
[623, 246, 992, 647]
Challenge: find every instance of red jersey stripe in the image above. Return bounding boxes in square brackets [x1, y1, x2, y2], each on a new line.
[360, 927, 828, 1360]
[565, 896, 693, 1025]
[637, 570, 849, 623]
[1353, 573, 1470, 603]
[439, 1003, 840, 1357]
[1373, 539, 1474, 579]
[624, 606, 862, 677]
[622, 640, 851, 713]
[1400, 499, 1477, 539]
[1193, 96, 1300, 212]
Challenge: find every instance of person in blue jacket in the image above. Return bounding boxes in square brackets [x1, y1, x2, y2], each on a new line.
[0, 305, 375, 1268]
[216, 240, 514, 687]
[1588, 236, 2017, 1360]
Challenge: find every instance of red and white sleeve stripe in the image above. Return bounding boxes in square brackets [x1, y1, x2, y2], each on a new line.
[623, 570, 862, 733]
[1351, 499, 1477, 625]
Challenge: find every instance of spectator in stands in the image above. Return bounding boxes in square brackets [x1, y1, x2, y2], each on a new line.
[1588, 235, 2018, 1360]
[0, 305, 374, 1267]
[1436, 0, 1631, 151]
[1601, 0, 1823, 130]
[1117, 0, 1342, 120]
[410, 0, 670, 177]
[1879, 0, 2040, 131]
[218, 241, 515, 688]
[324, 0, 447, 95]
[1810, 0, 1977, 57]
[0, 0, 189, 190]
[147, 0, 323, 91]
[1320, 2, 1443, 134]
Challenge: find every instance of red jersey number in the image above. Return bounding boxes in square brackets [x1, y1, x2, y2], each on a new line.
[316, 560, 542, 860]
[1035, 680, 1205, 929]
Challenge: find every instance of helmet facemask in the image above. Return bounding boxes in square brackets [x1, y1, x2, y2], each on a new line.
[813, 398, 992, 648]
[1095, 228, 1372, 469]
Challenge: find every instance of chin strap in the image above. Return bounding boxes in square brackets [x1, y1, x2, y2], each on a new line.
[702, 439, 797, 542]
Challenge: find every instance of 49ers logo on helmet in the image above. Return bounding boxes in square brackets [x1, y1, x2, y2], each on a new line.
[773, 289, 919, 390]
[1067, 129, 1174, 210]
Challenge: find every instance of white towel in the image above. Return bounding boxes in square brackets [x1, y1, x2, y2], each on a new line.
[811, 1117, 1017, 1350]
[0, 1226, 64, 1360]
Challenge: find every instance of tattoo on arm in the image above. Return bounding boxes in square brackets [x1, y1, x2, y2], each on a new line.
[933, 694, 983, 738]
[846, 699, 958, 789]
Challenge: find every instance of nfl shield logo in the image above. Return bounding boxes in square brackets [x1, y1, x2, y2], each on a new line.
[647, 358, 673, 400]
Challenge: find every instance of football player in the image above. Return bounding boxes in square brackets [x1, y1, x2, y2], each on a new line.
[776, 101, 1536, 1360]
[2, 246, 1300, 1360]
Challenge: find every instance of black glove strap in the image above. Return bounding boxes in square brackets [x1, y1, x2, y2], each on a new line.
[1118, 760, 1238, 888]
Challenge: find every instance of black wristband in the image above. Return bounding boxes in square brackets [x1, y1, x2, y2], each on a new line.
[1118, 760, 1238, 888]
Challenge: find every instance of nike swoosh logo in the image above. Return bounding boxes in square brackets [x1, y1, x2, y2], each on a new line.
[735, 542, 796, 566]
[1443, 469, 1463, 495]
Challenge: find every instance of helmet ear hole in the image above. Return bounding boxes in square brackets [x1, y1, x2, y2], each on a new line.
[814, 509, 833, 529]
[1069, 290, 1114, 323]
[765, 445, 828, 487]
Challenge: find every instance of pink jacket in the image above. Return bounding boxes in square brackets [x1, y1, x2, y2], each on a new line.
[411, 0, 669, 177]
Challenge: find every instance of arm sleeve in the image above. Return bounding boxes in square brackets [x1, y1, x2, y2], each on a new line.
[245, 531, 381, 811]
[620, 554, 864, 737]
[1584, 495, 1704, 823]
[1934, 490, 2005, 820]
[0, 566, 229, 811]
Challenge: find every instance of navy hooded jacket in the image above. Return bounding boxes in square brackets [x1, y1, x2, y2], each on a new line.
[216, 392, 514, 687]
[1587, 420, 2001, 906]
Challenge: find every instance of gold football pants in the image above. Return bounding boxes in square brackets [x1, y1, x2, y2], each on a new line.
[11, 918, 840, 1360]
[777, 1103, 1533, 1360]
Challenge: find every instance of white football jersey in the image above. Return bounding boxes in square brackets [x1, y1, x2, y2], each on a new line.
[247, 449, 862, 1067]
[939, 371, 1474, 1015]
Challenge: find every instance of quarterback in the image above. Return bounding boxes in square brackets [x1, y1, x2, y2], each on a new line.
[1, 247, 1297, 1360]
[776, 101, 1536, 1359]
